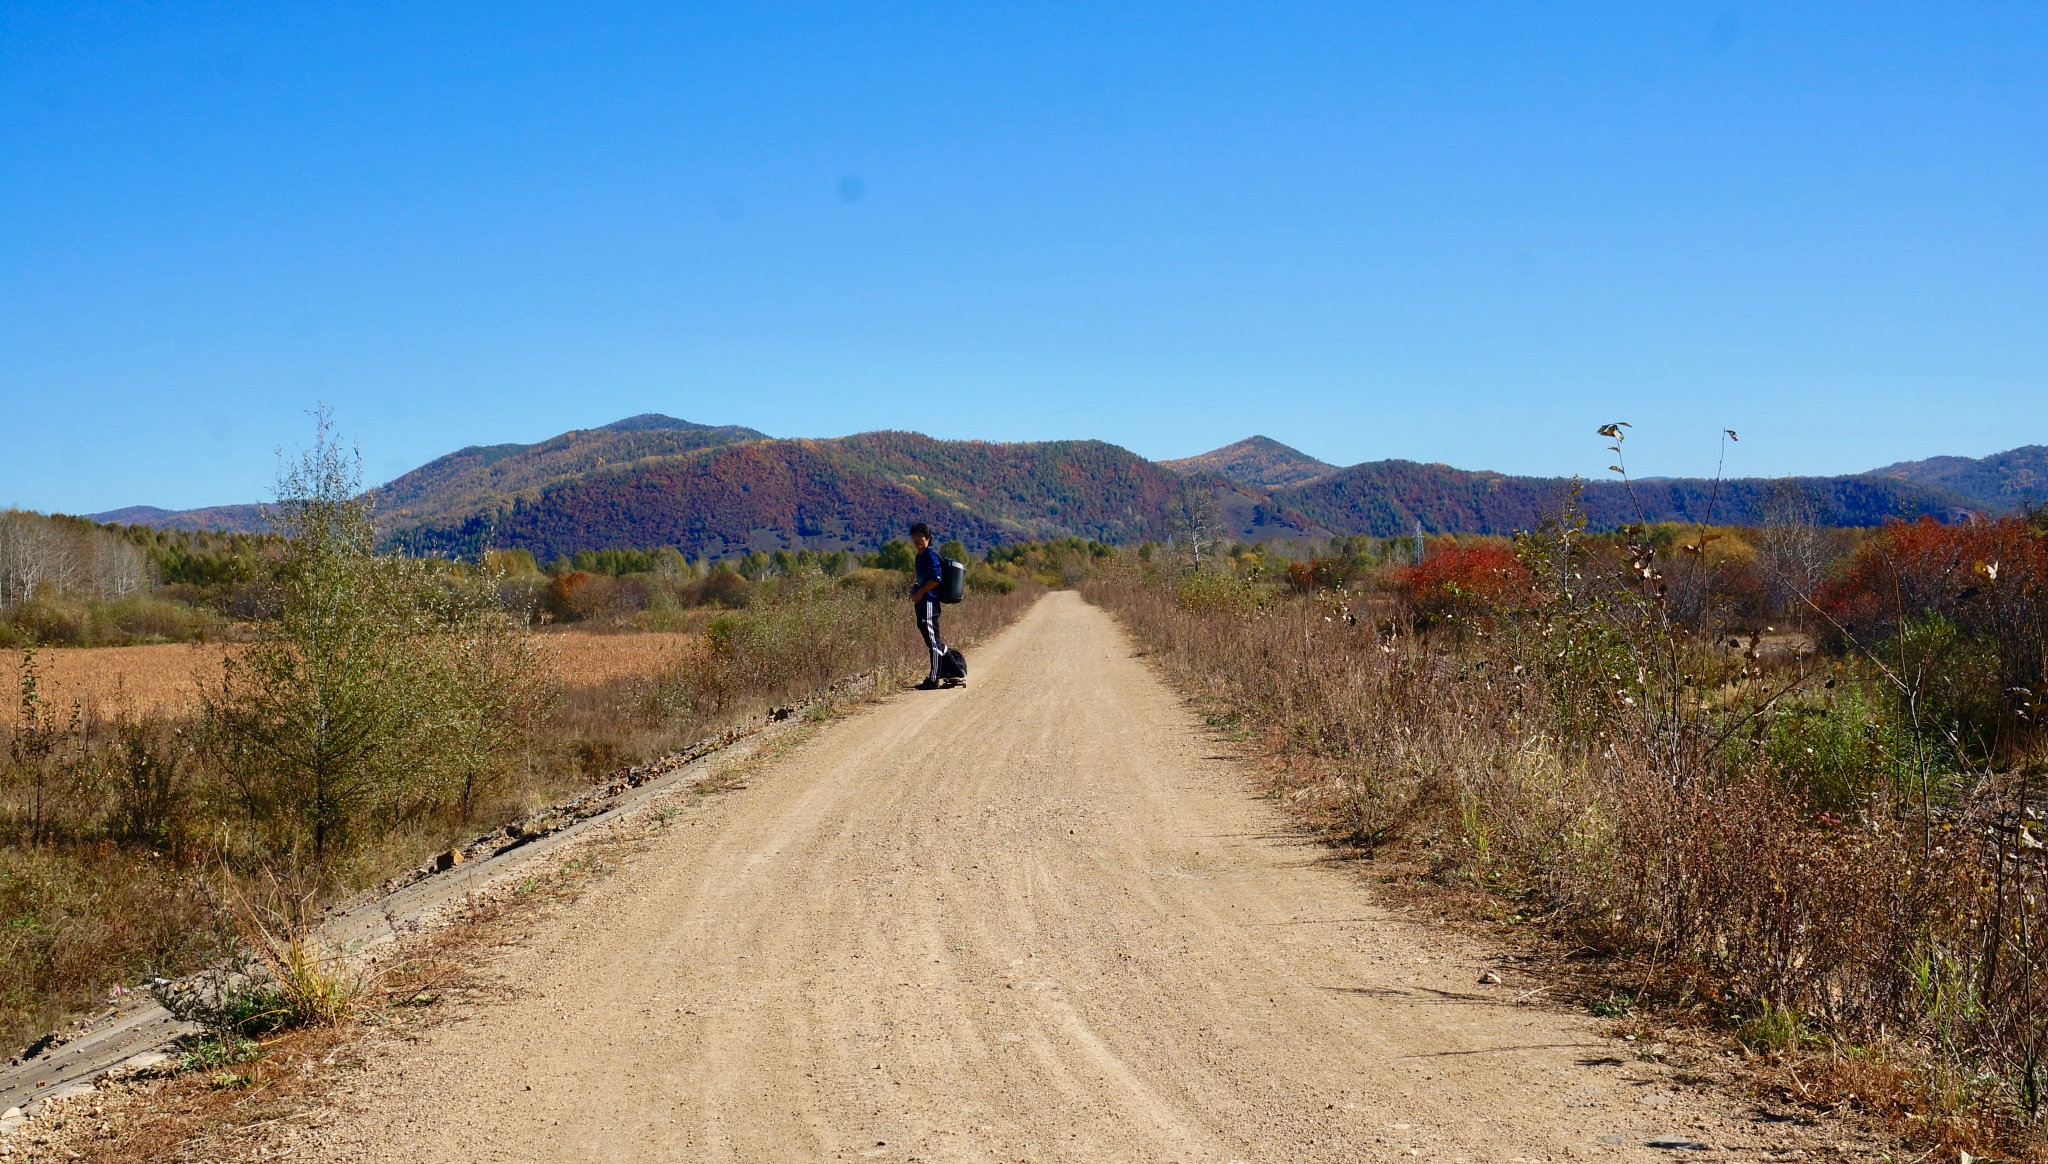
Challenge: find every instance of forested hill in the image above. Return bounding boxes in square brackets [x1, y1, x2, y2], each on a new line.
[87, 503, 270, 535]
[87, 414, 766, 539]
[1269, 460, 1979, 538]
[387, 431, 1316, 561]
[369, 414, 767, 528]
[1159, 436, 1337, 487]
[86, 417, 2032, 556]
[1867, 445, 2048, 511]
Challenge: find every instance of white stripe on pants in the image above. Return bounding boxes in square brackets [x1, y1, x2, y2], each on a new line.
[916, 599, 945, 678]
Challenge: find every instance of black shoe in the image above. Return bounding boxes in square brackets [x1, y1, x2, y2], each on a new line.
[915, 678, 942, 690]
[942, 678, 965, 688]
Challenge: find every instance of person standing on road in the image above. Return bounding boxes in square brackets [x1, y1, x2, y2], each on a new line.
[909, 522, 949, 691]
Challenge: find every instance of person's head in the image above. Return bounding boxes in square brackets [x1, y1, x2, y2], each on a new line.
[909, 522, 932, 550]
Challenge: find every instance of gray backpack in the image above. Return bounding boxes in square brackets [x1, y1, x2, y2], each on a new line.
[938, 558, 967, 603]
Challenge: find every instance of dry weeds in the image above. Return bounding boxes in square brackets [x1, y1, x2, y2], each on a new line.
[532, 629, 699, 689]
[0, 642, 231, 722]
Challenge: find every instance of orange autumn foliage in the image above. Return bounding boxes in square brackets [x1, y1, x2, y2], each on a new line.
[1392, 541, 1532, 623]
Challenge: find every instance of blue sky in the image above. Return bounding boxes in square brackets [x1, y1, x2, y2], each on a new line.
[3, 2, 2044, 513]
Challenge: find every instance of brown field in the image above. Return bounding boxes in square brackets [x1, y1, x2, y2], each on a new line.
[534, 629, 701, 688]
[0, 630, 698, 723]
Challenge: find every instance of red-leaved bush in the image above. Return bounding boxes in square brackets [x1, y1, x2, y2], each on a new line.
[1819, 518, 2048, 643]
[1392, 541, 1532, 624]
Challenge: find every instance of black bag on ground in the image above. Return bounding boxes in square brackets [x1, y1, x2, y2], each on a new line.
[938, 557, 967, 603]
[938, 648, 967, 680]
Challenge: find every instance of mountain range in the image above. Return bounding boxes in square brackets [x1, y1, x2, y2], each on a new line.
[86, 416, 2046, 560]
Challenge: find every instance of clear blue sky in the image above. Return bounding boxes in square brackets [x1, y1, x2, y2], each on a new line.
[3, 2, 2044, 513]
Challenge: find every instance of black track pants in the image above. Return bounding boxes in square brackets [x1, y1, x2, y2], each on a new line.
[915, 598, 946, 679]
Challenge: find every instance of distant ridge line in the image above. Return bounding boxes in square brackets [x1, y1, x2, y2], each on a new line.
[82, 418, 2039, 552]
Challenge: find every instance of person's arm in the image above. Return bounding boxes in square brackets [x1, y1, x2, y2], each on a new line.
[911, 578, 938, 601]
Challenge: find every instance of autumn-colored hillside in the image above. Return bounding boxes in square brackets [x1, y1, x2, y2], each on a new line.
[829, 432, 1184, 543]
[1270, 459, 1978, 536]
[88, 416, 2033, 557]
[392, 439, 1009, 561]
[388, 432, 1325, 560]
[1160, 435, 1336, 487]
[1867, 443, 2048, 510]
[370, 413, 767, 527]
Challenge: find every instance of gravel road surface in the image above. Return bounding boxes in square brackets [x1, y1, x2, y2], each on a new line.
[309, 592, 1775, 1163]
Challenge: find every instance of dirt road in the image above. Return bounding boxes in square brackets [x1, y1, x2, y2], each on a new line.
[310, 592, 1775, 1163]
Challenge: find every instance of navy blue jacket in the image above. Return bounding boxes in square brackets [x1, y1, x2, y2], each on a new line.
[915, 546, 944, 602]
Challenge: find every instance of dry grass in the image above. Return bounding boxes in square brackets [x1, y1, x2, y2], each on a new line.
[0, 643, 231, 722]
[0, 630, 699, 723]
[43, 896, 519, 1164]
[0, 845, 228, 1051]
[535, 629, 698, 689]
[0, 629, 697, 1054]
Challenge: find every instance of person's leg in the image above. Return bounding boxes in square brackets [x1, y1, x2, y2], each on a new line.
[917, 599, 943, 680]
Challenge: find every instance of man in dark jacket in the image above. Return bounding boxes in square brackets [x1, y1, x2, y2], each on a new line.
[908, 522, 952, 690]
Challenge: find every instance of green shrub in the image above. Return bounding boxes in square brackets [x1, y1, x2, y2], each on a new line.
[1888, 614, 2005, 761]
[96, 594, 225, 643]
[696, 568, 753, 609]
[872, 540, 914, 571]
[201, 418, 551, 866]
[1757, 684, 1897, 814]
[966, 562, 1018, 595]
[6, 594, 89, 645]
[1739, 998, 1810, 1053]
[1173, 570, 1270, 616]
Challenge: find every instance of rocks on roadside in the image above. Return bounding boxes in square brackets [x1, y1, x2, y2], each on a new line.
[98, 1052, 173, 1083]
